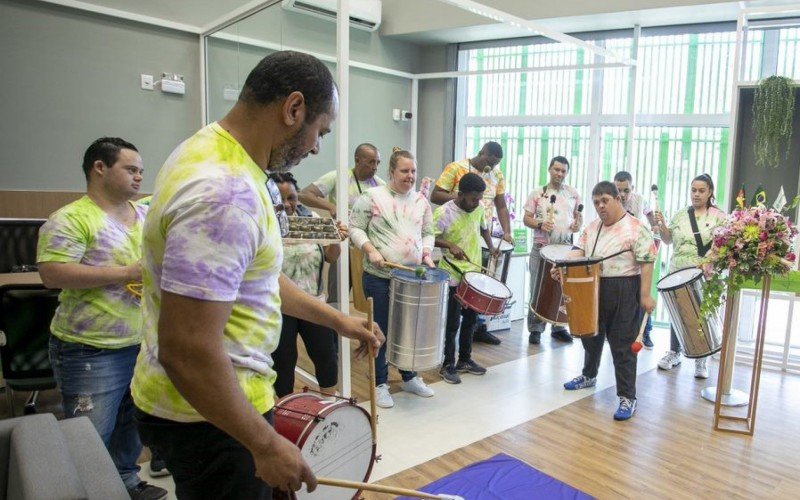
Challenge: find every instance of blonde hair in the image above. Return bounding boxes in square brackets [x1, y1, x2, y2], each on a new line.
[389, 146, 415, 173]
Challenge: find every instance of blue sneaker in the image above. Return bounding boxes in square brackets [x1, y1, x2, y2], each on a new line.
[563, 375, 596, 390]
[613, 397, 637, 421]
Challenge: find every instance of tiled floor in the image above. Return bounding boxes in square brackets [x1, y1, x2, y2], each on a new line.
[144, 324, 673, 498]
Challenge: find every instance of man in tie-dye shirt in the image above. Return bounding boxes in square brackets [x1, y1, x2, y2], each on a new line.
[37, 137, 167, 499]
[130, 52, 382, 499]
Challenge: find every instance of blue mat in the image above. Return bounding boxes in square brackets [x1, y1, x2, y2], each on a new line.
[397, 453, 593, 500]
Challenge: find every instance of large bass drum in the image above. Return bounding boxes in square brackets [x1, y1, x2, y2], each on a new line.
[386, 268, 449, 371]
[657, 267, 723, 358]
[529, 244, 571, 326]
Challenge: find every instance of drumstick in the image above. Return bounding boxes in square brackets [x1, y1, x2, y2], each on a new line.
[384, 261, 428, 278]
[366, 297, 377, 445]
[547, 194, 556, 223]
[463, 254, 493, 274]
[316, 477, 464, 500]
[631, 312, 651, 354]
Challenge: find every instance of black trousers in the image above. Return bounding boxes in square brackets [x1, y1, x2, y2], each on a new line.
[272, 314, 338, 398]
[134, 409, 274, 500]
[444, 287, 478, 366]
[580, 276, 643, 400]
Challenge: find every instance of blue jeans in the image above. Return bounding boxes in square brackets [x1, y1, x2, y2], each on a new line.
[362, 272, 416, 385]
[48, 336, 142, 489]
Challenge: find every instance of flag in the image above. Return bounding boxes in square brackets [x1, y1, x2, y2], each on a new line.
[751, 185, 767, 207]
[736, 184, 746, 209]
[773, 186, 787, 212]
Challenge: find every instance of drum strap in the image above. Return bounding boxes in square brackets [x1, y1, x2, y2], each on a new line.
[591, 214, 633, 264]
[687, 207, 712, 257]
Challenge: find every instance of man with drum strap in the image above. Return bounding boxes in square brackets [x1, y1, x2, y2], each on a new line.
[614, 171, 659, 350]
[130, 51, 382, 498]
[431, 141, 512, 346]
[561, 181, 657, 421]
[523, 156, 582, 345]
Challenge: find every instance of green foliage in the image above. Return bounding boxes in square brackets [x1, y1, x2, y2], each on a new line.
[753, 75, 795, 168]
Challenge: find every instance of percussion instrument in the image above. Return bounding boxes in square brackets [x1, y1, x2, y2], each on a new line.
[556, 256, 603, 337]
[657, 267, 723, 358]
[386, 268, 449, 371]
[274, 392, 375, 500]
[631, 312, 651, 353]
[455, 271, 512, 317]
[480, 237, 514, 283]
[529, 244, 571, 326]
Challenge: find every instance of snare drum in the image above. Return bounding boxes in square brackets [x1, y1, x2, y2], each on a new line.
[481, 237, 515, 283]
[274, 392, 375, 500]
[657, 267, 723, 358]
[529, 244, 571, 325]
[557, 257, 602, 337]
[455, 271, 513, 317]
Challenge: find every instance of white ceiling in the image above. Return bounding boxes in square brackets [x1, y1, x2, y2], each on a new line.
[36, 0, 800, 43]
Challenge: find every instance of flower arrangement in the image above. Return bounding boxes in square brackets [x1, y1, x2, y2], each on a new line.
[700, 205, 798, 319]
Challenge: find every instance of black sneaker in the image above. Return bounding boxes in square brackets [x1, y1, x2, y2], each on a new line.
[439, 364, 461, 384]
[473, 325, 501, 345]
[528, 332, 541, 345]
[149, 454, 171, 477]
[642, 332, 654, 349]
[128, 481, 168, 500]
[551, 329, 574, 343]
[456, 358, 487, 375]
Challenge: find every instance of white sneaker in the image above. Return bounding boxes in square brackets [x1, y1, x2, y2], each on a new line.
[694, 357, 709, 379]
[375, 383, 394, 408]
[401, 376, 435, 398]
[658, 351, 682, 370]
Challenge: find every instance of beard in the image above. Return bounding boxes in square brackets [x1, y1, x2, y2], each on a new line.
[268, 123, 309, 173]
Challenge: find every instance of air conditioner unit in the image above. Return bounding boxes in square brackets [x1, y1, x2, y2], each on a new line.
[281, 0, 381, 32]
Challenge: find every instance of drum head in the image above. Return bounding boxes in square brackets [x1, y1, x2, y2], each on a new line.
[657, 267, 702, 291]
[540, 244, 574, 262]
[296, 402, 374, 500]
[463, 272, 512, 298]
[390, 268, 450, 283]
[481, 237, 514, 252]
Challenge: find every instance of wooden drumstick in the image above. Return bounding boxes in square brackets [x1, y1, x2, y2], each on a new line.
[366, 297, 377, 445]
[384, 261, 428, 278]
[316, 477, 464, 500]
[631, 312, 651, 353]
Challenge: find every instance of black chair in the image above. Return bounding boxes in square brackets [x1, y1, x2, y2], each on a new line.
[0, 284, 59, 417]
[0, 219, 46, 274]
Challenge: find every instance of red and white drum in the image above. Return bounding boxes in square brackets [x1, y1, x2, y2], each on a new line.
[274, 392, 375, 500]
[455, 271, 513, 316]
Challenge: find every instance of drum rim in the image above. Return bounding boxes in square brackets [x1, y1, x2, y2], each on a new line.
[551, 256, 603, 267]
[528, 302, 569, 326]
[481, 237, 514, 252]
[539, 243, 574, 262]
[657, 266, 703, 292]
[462, 271, 513, 298]
[389, 268, 450, 283]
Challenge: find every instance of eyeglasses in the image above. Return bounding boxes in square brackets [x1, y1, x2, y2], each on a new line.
[266, 179, 289, 237]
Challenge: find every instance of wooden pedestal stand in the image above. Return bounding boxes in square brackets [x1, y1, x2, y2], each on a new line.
[713, 275, 771, 435]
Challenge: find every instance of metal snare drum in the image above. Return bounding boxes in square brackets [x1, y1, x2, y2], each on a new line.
[386, 268, 449, 371]
[481, 237, 514, 283]
[657, 267, 723, 358]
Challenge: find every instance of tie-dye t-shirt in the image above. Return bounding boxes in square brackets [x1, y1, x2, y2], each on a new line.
[433, 201, 487, 286]
[668, 206, 726, 272]
[131, 122, 283, 423]
[623, 192, 652, 223]
[523, 184, 582, 246]
[36, 196, 147, 349]
[313, 168, 386, 209]
[577, 213, 657, 277]
[350, 185, 435, 279]
[435, 159, 505, 224]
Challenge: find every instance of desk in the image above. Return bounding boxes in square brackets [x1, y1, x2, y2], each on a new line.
[0, 272, 43, 288]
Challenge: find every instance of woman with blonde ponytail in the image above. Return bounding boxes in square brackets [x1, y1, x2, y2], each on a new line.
[349, 147, 437, 409]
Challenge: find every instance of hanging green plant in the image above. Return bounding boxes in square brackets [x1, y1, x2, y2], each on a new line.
[753, 75, 795, 168]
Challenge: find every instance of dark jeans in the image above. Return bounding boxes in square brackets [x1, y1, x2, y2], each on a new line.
[670, 326, 682, 353]
[579, 276, 643, 400]
[48, 336, 142, 489]
[444, 287, 477, 366]
[362, 272, 416, 385]
[135, 409, 274, 500]
[272, 314, 338, 398]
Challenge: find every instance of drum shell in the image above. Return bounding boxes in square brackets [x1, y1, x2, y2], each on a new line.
[530, 245, 569, 325]
[455, 272, 511, 316]
[481, 237, 514, 283]
[387, 269, 448, 372]
[657, 269, 722, 358]
[275, 393, 375, 500]
[561, 263, 600, 337]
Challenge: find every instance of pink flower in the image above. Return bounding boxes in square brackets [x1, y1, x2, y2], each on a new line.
[788, 252, 797, 262]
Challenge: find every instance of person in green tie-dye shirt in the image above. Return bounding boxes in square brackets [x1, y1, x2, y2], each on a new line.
[433, 173, 497, 384]
[37, 137, 167, 499]
[130, 51, 382, 499]
[654, 173, 726, 378]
